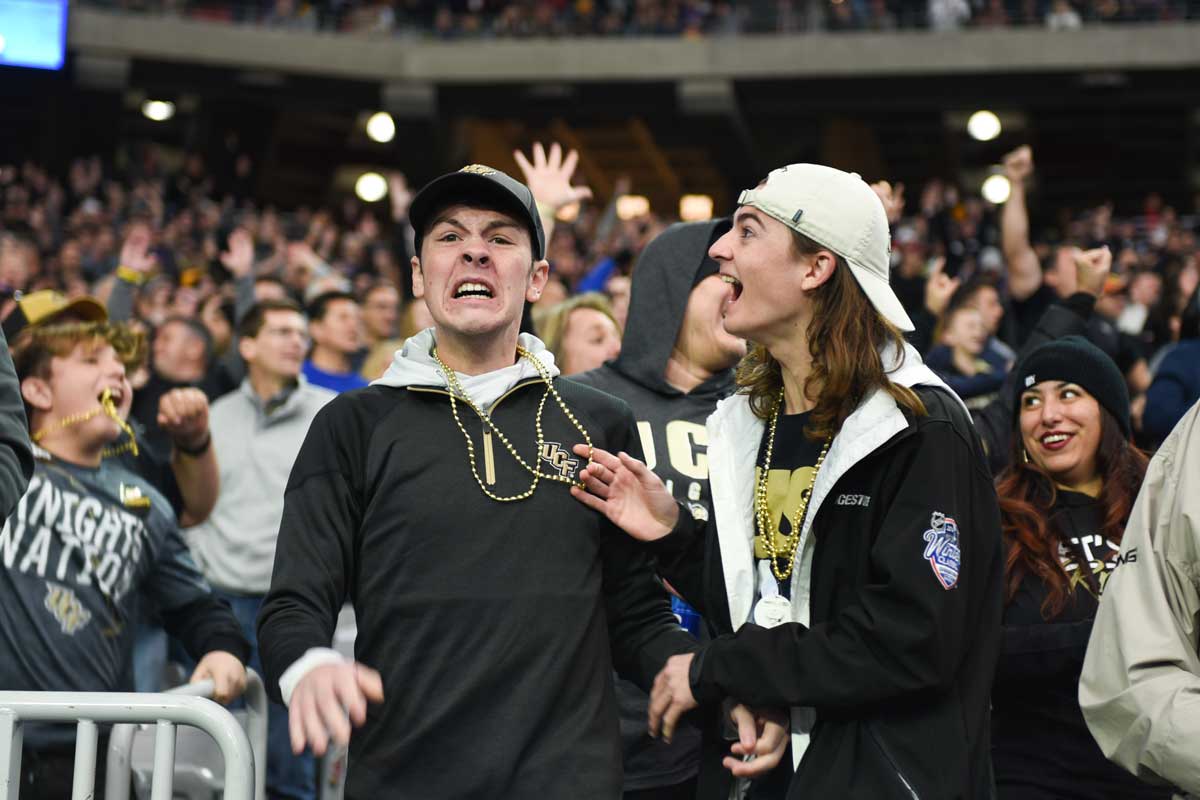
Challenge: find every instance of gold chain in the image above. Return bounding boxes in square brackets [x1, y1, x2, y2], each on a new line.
[32, 389, 139, 459]
[431, 345, 593, 503]
[754, 389, 831, 582]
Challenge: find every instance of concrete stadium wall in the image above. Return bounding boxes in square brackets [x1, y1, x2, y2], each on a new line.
[69, 8, 1200, 83]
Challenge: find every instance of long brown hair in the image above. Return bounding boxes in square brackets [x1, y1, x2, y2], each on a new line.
[996, 405, 1148, 617]
[735, 230, 925, 440]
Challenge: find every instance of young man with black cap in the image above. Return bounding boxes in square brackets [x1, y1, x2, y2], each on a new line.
[575, 164, 1004, 799]
[257, 165, 779, 798]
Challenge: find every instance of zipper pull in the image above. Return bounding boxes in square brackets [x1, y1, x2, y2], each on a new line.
[483, 429, 497, 485]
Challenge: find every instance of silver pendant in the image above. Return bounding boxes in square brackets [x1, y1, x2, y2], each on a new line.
[753, 594, 792, 628]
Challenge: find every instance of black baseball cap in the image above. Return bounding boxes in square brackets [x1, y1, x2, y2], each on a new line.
[409, 165, 546, 261]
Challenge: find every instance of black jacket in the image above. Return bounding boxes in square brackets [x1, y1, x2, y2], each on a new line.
[258, 374, 696, 799]
[650, 386, 1004, 799]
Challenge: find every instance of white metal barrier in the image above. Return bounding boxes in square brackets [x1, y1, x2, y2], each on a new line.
[0, 677, 256, 800]
[105, 670, 267, 800]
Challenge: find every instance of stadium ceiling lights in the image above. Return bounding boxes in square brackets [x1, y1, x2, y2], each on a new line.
[616, 195, 650, 220]
[680, 195, 714, 222]
[355, 172, 388, 203]
[967, 110, 1002, 142]
[141, 100, 175, 122]
[981, 174, 1011, 204]
[366, 112, 396, 144]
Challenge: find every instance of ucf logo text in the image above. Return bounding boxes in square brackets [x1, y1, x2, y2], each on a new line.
[540, 442, 579, 480]
[44, 581, 92, 636]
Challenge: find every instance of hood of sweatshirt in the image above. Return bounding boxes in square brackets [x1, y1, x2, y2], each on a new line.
[372, 328, 560, 408]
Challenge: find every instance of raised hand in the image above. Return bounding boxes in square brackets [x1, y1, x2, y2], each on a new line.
[1003, 145, 1034, 184]
[119, 223, 158, 274]
[871, 180, 906, 225]
[158, 388, 210, 453]
[513, 142, 594, 214]
[1072, 245, 1112, 297]
[570, 444, 679, 541]
[923, 256, 960, 317]
[220, 227, 255, 279]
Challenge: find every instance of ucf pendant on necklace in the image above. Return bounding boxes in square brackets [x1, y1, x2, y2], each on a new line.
[753, 594, 792, 628]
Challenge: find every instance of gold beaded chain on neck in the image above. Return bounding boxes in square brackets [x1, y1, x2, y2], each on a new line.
[32, 388, 140, 459]
[431, 345, 593, 503]
[754, 388, 831, 582]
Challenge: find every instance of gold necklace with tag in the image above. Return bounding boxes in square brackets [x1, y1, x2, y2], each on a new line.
[432, 345, 593, 502]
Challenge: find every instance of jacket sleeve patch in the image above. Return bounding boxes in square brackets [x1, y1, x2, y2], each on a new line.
[922, 511, 961, 590]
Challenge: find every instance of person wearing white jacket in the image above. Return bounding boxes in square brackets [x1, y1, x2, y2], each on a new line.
[1080, 399, 1200, 797]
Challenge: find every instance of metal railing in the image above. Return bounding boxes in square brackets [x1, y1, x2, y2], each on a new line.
[0, 672, 260, 800]
[105, 670, 267, 800]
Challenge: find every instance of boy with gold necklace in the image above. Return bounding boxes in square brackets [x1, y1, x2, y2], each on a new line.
[258, 163, 784, 799]
[574, 166, 1005, 799]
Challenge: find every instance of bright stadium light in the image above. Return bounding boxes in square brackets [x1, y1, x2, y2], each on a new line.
[679, 194, 714, 222]
[355, 172, 388, 203]
[968, 110, 1002, 142]
[981, 174, 1011, 204]
[555, 202, 580, 222]
[141, 100, 175, 122]
[616, 195, 650, 220]
[366, 112, 396, 144]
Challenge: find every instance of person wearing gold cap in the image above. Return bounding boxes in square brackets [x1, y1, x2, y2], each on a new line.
[574, 164, 1004, 799]
[0, 291, 249, 799]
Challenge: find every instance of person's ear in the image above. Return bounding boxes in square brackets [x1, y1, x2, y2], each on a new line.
[411, 256, 425, 299]
[800, 250, 837, 292]
[238, 336, 257, 364]
[526, 259, 550, 303]
[21, 376, 53, 413]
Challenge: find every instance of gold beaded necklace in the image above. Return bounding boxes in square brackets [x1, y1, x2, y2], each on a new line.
[754, 388, 831, 582]
[431, 345, 593, 503]
[32, 388, 140, 459]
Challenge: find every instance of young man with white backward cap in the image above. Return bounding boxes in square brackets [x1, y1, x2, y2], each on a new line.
[575, 164, 1004, 799]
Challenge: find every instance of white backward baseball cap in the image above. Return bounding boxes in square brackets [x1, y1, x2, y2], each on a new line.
[736, 163, 914, 332]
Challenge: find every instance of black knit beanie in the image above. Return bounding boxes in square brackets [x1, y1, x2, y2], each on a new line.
[1011, 335, 1131, 437]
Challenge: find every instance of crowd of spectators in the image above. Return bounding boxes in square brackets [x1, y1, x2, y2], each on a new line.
[84, 0, 1198, 37]
[2, 139, 1197, 448]
[3, 130, 1200, 799]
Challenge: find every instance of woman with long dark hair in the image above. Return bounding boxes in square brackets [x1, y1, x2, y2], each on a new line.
[992, 336, 1167, 799]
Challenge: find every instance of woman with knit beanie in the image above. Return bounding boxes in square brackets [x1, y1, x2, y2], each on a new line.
[990, 335, 1168, 799]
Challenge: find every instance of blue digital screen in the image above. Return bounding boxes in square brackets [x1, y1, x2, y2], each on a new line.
[0, 0, 68, 71]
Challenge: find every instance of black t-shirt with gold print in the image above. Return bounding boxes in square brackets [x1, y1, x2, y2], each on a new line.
[754, 410, 824, 600]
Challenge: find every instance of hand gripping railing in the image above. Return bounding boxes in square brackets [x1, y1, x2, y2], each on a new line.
[105, 669, 267, 800]
[0, 675, 258, 800]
